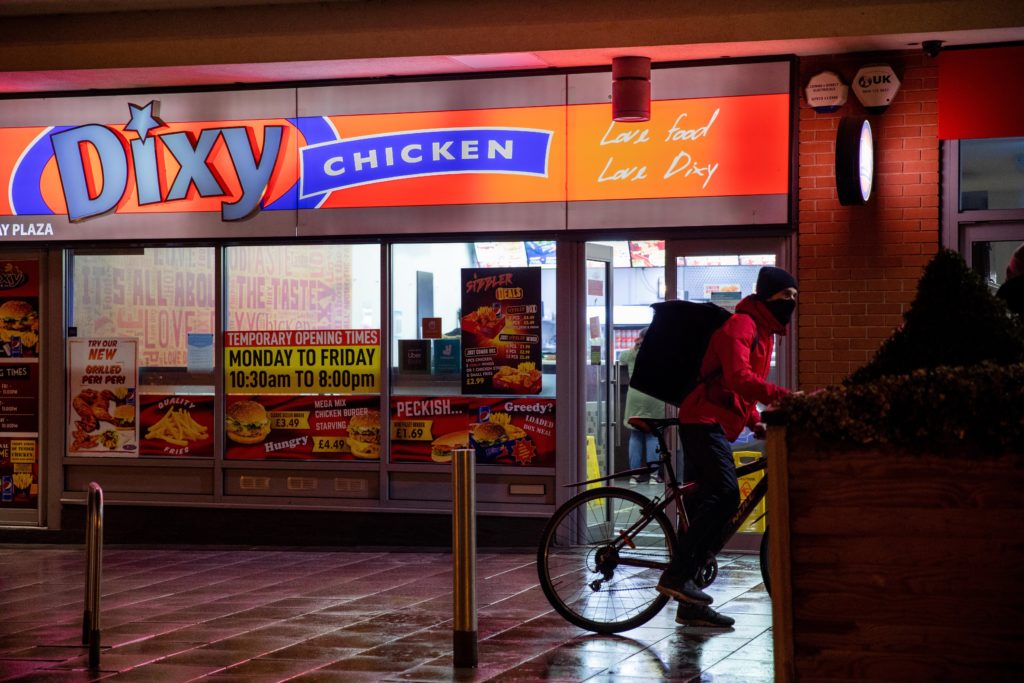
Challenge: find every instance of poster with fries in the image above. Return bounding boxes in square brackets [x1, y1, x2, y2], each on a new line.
[139, 395, 215, 457]
[67, 338, 139, 456]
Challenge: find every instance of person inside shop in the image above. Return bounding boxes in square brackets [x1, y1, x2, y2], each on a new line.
[657, 266, 797, 629]
[618, 327, 667, 484]
[996, 243, 1024, 316]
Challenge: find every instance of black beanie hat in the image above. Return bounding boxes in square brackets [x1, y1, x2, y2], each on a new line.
[755, 266, 798, 299]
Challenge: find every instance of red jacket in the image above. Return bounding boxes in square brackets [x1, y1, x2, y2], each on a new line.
[678, 295, 790, 441]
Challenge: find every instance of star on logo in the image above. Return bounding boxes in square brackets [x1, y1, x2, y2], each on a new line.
[125, 101, 164, 143]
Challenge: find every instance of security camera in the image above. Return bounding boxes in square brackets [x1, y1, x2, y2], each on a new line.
[922, 40, 944, 58]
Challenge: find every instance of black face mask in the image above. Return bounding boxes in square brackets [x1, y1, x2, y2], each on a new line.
[765, 298, 796, 326]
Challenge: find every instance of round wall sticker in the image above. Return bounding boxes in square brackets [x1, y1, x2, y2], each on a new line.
[836, 116, 874, 205]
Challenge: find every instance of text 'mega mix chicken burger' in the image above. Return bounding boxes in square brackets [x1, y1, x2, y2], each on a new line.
[225, 400, 271, 444]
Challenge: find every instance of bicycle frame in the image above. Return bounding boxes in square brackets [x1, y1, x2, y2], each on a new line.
[565, 420, 768, 572]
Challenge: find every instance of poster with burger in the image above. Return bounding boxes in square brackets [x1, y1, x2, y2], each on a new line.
[391, 396, 555, 467]
[0, 261, 41, 358]
[223, 394, 380, 461]
[461, 267, 543, 395]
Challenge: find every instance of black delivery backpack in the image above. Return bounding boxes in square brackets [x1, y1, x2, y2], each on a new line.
[629, 300, 733, 407]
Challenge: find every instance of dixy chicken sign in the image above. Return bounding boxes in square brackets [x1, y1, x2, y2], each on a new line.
[51, 103, 286, 221]
[0, 93, 787, 228]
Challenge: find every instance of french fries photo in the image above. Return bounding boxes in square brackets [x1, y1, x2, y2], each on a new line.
[145, 407, 209, 446]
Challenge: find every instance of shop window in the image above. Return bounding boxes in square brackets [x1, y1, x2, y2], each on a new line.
[70, 247, 216, 458]
[224, 244, 382, 462]
[959, 137, 1024, 211]
[390, 241, 557, 468]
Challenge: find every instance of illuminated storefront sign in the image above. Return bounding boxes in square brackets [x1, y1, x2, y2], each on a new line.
[0, 93, 788, 226]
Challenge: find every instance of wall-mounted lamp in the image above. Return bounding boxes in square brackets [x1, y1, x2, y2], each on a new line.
[835, 116, 874, 205]
[612, 56, 651, 122]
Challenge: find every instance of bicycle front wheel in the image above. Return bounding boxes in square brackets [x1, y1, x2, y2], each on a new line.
[537, 486, 677, 634]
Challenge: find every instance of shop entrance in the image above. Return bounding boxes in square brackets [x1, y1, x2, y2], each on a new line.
[962, 223, 1024, 291]
[583, 243, 615, 483]
[665, 235, 790, 549]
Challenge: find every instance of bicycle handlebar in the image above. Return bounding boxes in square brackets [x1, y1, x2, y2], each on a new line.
[626, 416, 679, 432]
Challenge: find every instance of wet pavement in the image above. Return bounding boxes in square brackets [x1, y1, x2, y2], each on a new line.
[0, 546, 772, 682]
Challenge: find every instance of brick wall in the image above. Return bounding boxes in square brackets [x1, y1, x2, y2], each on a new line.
[797, 52, 940, 389]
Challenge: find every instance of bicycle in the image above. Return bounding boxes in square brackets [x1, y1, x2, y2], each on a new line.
[536, 416, 770, 634]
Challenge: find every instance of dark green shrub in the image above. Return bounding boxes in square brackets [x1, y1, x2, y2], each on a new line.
[847, 248, 1024, 385]
[776, 362, 1024, 454]
[774, 249, 1024, 453]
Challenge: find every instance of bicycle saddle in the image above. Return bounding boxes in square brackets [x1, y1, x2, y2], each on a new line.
[627, 416, 679, 432]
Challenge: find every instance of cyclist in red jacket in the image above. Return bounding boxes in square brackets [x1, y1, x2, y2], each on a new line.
[657, 266, 797, 628]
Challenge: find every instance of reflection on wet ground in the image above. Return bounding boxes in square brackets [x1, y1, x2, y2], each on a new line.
[0, 547, 771, 681]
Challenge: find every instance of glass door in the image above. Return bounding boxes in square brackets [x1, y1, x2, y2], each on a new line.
[665, 237, 789, 547]
[962, 224, 1024, 295]
[583, 243, 615, 483]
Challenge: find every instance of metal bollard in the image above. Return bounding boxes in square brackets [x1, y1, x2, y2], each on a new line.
[82, 482, 103, 669]
[452, 448, 478, 668]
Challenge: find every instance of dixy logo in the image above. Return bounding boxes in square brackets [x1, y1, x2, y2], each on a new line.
[50, 101, 284, 222]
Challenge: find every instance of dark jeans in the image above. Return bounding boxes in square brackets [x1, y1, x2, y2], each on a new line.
[666, 423, 739, 579]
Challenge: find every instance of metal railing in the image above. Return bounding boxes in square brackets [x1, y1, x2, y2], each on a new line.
[452, 448, 477, 668]
[82, 482, 103, 669]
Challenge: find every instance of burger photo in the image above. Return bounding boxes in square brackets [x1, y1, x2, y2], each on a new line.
[225, 400, 271, 444]
[430, 430, 469, 463]
[112, 404, 136, 430]
[0, 300, 39, 350]
[468, 421, 510, 461]
[347, 410, 381, 459]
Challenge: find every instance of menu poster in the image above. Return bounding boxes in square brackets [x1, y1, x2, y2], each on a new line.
[0, 437, 38, 508]
[391, 395, 555, 467]
[0, 364, 39, 433]
[139, 395, 215, 457]
[67, 338, 139, 456]
[461, 267, 542, 395]
[0, 260, 40, 358]
[224, 394, 381, 461]
[628, 240, 665, 268]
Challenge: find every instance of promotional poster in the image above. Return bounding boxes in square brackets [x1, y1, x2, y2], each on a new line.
[0, 438, 37, 508]
[390, 395, 555, 467]
[461, 267, 542, 395]
[0, 261, 40, 358]
[139, 394, 215, 457]
[67, 338, 139, 455]
[224, 329, 380, 395]
[224, 394, 381, 461]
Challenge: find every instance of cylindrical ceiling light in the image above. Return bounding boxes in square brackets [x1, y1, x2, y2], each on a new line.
[612, 56, 651, 122]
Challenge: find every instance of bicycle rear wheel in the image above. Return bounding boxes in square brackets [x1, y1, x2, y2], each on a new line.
[537, 486, 677, 634]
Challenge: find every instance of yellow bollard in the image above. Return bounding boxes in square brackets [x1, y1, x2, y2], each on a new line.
[452, 448, 477, 668]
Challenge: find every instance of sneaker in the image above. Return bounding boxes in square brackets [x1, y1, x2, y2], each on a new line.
[656, 573, 713, 605]
[653, 472, 664, 484]
[675, 602, 735, 628]
[629, 475, 642, 485]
